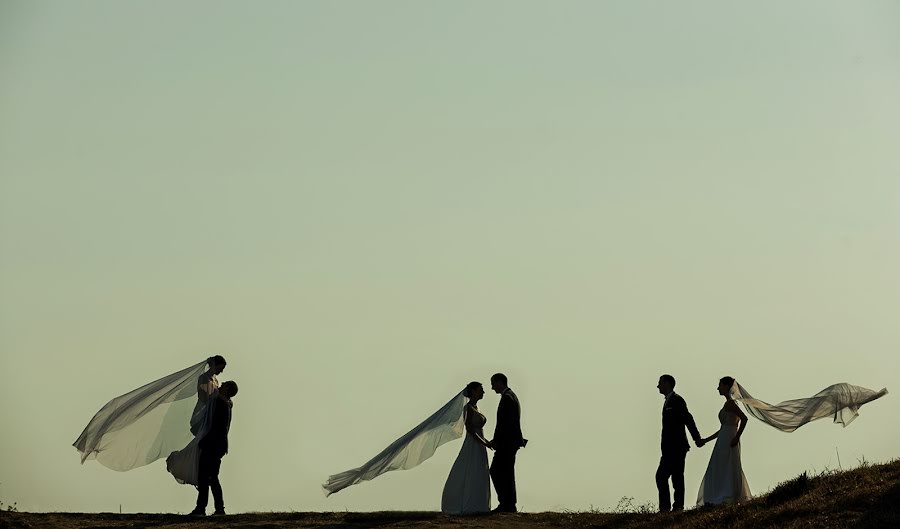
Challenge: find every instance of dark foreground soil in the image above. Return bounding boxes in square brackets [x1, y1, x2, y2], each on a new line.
[3, 459, 898, 529]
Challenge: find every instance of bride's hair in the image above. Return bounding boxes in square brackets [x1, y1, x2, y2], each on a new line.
[720, 376, 735, 389]
[464, 381, 483, 398]
[208, 355, 227, 368]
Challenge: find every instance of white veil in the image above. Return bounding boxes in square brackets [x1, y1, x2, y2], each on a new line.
[732, 381, 888, 432]
[165, 393, 219, 486]
[322, 390, 467, 496]
[73, 358, 212, 472]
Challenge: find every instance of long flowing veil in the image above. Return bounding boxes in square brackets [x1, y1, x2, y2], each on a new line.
[165, 391, 219, 485]
[73, 358, 210, 471]
[322, 390, 467, 496]
[732, 381, 888, 432]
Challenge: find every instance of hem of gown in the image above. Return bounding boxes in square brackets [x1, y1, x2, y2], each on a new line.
[697, 495, 752, 506]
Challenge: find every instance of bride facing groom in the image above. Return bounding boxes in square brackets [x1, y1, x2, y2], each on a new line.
[323, 373, 527, 515]
[442, 374, 527, 514]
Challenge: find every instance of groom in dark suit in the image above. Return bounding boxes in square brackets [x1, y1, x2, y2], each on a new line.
[190, 380, 238, 517]
[656, 374, 702, 513]
[488, 373, 526, 513]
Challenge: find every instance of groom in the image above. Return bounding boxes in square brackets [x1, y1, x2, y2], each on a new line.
[656, 374, 702, 513]
[488, 373, 526, 513]
[190, 380, 238, 516]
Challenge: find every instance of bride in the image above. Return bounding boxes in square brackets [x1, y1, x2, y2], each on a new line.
[441, 382, 492, 514]
[696, 376, 752, 506]
[696, 376, 888, 506]
[322, 381, 492, 514]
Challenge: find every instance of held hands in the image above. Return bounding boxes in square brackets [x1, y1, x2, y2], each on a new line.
[696, 439, 706, 448]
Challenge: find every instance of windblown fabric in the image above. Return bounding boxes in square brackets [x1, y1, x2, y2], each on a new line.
[322, 390, 467, 496]
[165, 392, 220, 485]
[733, 382, 888, 433]
[73, 359, 210, 471]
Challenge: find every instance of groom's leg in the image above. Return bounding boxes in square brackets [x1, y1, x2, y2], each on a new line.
[671, 452, 687, 511]
[491, 449, 515, 510]
[507, 449, 518, 507]
[209, 456, 224, 512]
[655, 456, 672, 512]
[195, 451, 212, 512]
[490, 450, 505, 506]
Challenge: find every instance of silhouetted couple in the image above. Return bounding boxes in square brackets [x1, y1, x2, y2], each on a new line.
[167, 356, 240, 516]
[656, 374, 751, 512]
[187, 356, 239, 516]
[73, 355, 240, 516]
[442, 373, 527, 514]
[322, 372, 526, 515]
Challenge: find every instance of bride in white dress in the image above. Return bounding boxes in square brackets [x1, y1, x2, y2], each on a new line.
[696, 376, 752, 506]
[321, 381, 493, 510]
[441, 381, 492, 514]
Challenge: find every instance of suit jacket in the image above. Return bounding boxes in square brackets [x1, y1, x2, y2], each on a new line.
[199, 397, 232, 458]
[493, 388, 526, 450]
[661, 393, 700, 454]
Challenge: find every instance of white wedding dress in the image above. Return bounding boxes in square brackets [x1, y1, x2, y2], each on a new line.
[697, 407, 752, 506]
[441, 406, 491, 514]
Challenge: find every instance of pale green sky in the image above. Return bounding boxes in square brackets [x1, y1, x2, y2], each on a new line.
[1, 0, 899, 514]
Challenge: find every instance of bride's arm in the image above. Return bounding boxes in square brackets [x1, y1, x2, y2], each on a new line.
[701, 430, 720, 444]
[728, 401, 748, 447]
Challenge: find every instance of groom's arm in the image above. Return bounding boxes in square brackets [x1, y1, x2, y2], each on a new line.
[679, 398, 702, 443]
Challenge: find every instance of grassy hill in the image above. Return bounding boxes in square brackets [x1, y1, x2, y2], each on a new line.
[2, 458, 898, 529]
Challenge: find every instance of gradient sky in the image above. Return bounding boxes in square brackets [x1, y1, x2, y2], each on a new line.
[1, 0, 899, 514]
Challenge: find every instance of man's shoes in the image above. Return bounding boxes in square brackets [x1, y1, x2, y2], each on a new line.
[491, 505, 517, 514]
[212, 509, 226, 516]
[672, 507, 684, 513]
[187, 509, 205, 516]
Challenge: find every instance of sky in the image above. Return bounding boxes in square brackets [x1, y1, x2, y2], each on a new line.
[1, 0, 899, 514]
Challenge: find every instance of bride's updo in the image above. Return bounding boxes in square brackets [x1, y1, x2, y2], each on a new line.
[464, 381, 483, 398]
[720, 376, 736, 389]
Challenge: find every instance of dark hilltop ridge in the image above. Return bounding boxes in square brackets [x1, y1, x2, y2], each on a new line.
[2, 459, 898, 529]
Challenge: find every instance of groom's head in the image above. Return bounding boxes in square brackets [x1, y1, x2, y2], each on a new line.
[490, 373, 508, 394]
[657, 374, 675, 395]
[220, 380, 239, 399]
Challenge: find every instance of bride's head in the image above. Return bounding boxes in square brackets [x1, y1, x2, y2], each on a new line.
[208, 355, 227, 375]
[718, 376, 736, 397]
[464, 381, 484, 403]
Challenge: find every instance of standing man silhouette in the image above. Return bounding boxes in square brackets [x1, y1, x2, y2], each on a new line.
[488, 373, 526, 513]
[190, 380, 238, 516]
[656, 374, 702, 512]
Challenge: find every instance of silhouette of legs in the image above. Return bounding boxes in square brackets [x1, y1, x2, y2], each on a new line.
[196, 449, 225, 513]
[490, 448, 518, 511]
[656, 451, 686, 512]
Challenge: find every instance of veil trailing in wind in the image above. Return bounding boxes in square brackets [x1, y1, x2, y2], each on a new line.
[322, 390, 467, 496]
[732, 381, 888, 433]
[73, 358, 214, 474]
